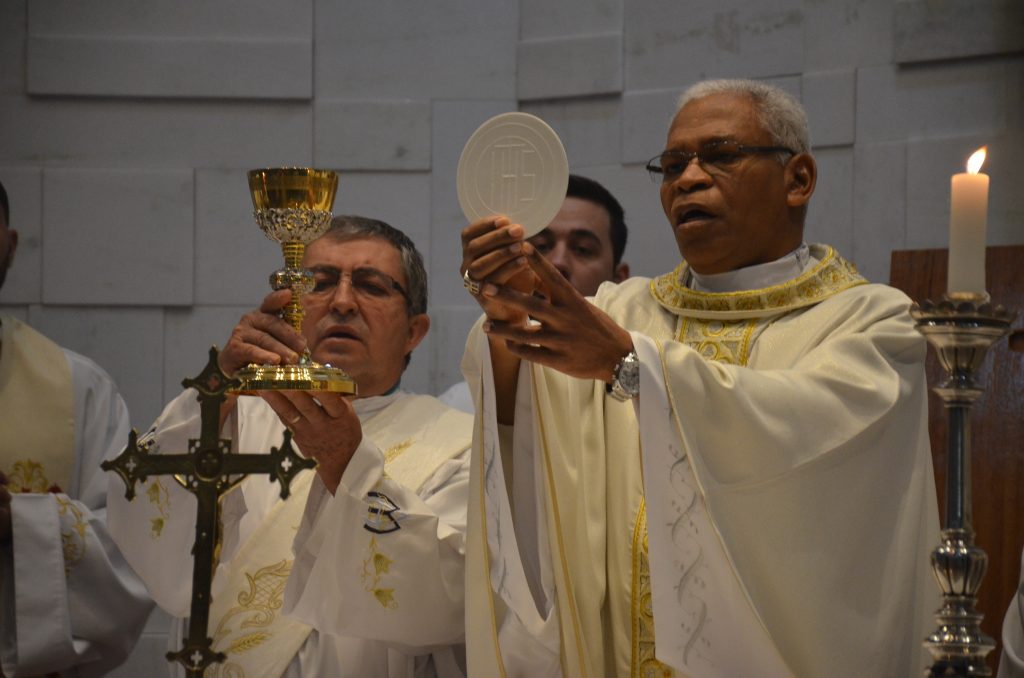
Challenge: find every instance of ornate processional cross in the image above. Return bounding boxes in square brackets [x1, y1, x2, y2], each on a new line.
[102, 347, 316, 677]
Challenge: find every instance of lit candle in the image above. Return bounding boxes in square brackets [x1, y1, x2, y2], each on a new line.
[947, 147, 989, 297]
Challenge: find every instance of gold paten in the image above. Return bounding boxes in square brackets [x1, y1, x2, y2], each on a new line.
[233, 362, 358, 395]
[234, 168, 357, 395]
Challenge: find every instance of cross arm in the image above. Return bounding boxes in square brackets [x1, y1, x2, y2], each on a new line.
[102, 428, 194, 501]
[222, 430, 316, 500]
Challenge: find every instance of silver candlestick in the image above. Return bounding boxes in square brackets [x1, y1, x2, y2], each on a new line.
[911, 294, 1016, 677]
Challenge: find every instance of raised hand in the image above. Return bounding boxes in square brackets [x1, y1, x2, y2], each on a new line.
[219, 289, 308, 377]
[481, 244, 634, 383]
[260, 390, 361, 495]
[460, 217, 538, 326]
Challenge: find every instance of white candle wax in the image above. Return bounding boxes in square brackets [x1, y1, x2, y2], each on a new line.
[947, 149, 989, 296]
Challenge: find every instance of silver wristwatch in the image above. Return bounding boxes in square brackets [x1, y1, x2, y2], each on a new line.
[606, 349, 640, 401]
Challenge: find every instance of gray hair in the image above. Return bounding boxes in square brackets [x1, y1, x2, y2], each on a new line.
[677, 79, 811, 161]
[321, 215, 428, 317]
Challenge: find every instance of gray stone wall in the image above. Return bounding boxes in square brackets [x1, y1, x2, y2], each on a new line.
[0, 1, 1020, 672]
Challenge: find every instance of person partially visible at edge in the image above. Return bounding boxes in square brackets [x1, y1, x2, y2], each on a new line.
[457, 79, 940, 677]
[0, 178, 153, 677]
[440, 173, 630, 412]
[997, 333, 1024, 678]
[108, 215, 472, 677]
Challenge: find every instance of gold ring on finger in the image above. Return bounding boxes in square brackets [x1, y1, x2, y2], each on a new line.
[462, 270, 482, 296]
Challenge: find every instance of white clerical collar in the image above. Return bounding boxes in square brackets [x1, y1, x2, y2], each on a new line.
[688, 242, 814, 293]
[352, 389, 403, 418]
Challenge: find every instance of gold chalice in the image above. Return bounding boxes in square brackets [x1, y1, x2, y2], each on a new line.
[233, 168, 357, 395]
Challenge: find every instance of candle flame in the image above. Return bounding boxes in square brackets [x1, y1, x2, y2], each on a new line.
[967, 147, 987, 174]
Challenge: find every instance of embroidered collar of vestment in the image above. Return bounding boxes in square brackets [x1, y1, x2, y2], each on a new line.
[649, 244, 866, 320]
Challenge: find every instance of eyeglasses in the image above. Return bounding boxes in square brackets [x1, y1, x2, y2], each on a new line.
[645, 140, 795, 182]
[308, 266, 413, 311]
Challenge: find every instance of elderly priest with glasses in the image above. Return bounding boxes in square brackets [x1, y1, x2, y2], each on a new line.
[458, 79, 940, 677]
[109, 216, 472, 677]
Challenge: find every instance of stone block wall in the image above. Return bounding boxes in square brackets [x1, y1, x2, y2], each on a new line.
[0, 0, 1019, 672]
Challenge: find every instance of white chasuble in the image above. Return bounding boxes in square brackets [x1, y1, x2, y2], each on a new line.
[203, 394, 468, 678]
[282, 392, 473, 655]
[109, 390, 472, 678]
[462, 245, 940, 677]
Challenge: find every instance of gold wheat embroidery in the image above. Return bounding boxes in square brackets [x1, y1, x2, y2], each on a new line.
[145, 478, 172, 538]
[383, 439, 414, 465]
[202, 560, 293, 677]
[361, 536, 397, 609]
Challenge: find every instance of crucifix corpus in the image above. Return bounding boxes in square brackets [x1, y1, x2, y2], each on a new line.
[103, 347, 316, 676]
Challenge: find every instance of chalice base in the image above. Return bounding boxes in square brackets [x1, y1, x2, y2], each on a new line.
[232, 361, 357, 395]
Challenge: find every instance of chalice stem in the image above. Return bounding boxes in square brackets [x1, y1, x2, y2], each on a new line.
[281, 242, 306, 336]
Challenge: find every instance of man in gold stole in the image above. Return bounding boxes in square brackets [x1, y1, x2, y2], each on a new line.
[0, 179, 153, 676]
[108, 216, 472, 677]
[458, 80, 940, 677]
